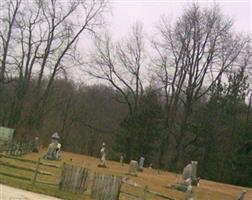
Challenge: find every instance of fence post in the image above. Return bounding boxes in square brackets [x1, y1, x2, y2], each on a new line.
[143, 185, 148, 200]
[32, 158, 40, 186]
[59, 162, 66, 190]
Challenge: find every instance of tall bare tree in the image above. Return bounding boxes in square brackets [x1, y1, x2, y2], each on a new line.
[87, 23, 146, 159]
[0, 0, 108, 129]
[152, 4, 251, 169]
[0, 0, 21, 85]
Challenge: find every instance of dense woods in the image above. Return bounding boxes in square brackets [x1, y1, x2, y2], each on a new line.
[0, 1, 251, 187]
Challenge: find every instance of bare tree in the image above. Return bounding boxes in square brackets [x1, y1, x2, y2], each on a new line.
[86, 23, 146, 159]
[152, 4, 251, 169]
[0, 0, 108, 128]
[0, 0, 21, 85]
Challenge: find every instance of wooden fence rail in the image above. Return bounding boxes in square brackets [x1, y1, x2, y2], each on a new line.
[91, 173, 122, 200]
[0, 153, 177, 200]
[0, 153, 60, 187]
[0, 160, 53, 176]
[59, 163, 89, 194]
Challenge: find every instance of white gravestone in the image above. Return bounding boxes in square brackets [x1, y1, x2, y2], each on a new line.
[138, 157, 145, 171]
[44, 132, 61, 160]
[120, 155, 124, 166]
[182, 161, 198, 186]
[98, 142, 107, 167]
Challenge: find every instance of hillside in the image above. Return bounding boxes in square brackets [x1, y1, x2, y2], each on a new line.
[21, 150, 252, 200]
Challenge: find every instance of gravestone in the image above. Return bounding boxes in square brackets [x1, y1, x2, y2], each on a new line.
[182, 161, 198, 186]
[98, 142, 107, 168]
[120, 155, 124, 166]
[43, 132, 61, 160]
[128, 160, 138, 176]
[149, 163, 153, 169]
[32, 137, 39, 152]
[138, 157, 145, 172]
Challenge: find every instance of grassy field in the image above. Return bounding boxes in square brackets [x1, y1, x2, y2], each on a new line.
[0, 149, 251, 200]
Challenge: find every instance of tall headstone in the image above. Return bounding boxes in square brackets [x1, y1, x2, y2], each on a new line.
[128, 160, 138, 176]
[98, 142, 107, 168]
[138, 157, 145, 172]
[44, 132, 61, 160]
[32, 137, 39, 152]
[120, 154, 124, 166]
[182, 161, 198, 186]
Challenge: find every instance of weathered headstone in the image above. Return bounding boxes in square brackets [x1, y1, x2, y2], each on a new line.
[120, 155, 124, 166]
[149, 163, 153, 169]
[138, 157, 145, 172]
[182, 161, 198, 186]
[128, 160, 138, 176]
[98, 142, 107, 168]
[43, 132, 61, 160]
[32, 137, 39, 152]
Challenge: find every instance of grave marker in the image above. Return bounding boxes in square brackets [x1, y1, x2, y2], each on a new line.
[138, 157, 145, 172]
[128, 160, 138, 176]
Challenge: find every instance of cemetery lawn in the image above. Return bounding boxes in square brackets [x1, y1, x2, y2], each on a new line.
[0, 149, 251, 200]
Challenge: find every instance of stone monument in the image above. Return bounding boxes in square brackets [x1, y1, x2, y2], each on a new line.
[98, 142, 107, 168]
[120, 154, 124, 166]
[43, 132, 61, 160]
[128, 160, 138, 176]
[138, 157, 145, 172]
[32, 137, 39, 152]
[182, 161, 198, 186]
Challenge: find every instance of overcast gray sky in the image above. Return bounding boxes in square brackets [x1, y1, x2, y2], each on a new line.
[76, 0, 252, 83]
[108, 0, 252, 39]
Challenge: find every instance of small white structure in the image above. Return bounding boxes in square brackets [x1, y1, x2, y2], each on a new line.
[98, 142, 107, 167]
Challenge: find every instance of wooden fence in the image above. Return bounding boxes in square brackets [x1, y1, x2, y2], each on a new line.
[59, 163, 89, 194]
[0, 153, 60, 186]
[91, 173, 122, 200]
[0, 154, 90, 194]
[0, 153, 177, 200]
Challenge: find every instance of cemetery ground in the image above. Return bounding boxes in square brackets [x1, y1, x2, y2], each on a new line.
[0, 149, 251, 200]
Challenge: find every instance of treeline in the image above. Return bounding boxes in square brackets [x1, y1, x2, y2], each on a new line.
[0, 1, 251, 187]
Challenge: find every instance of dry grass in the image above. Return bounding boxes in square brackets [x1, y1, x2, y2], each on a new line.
[1, 149, 251, 200]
